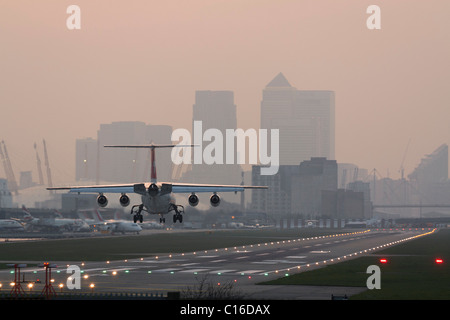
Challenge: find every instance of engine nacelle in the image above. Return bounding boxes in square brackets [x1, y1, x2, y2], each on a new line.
[97, 194, 108, 208]
[188, 194, 199, 207]
[210, 194, 220, 207]
[148, 183, 159, 196]
[119, 194, 130, 207]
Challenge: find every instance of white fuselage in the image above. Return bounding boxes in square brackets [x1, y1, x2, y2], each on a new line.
[141, 193, 176, 215]
[29, 217, 89, 230]
[0, 220, 25, 232]
[114, 221, 142, 233]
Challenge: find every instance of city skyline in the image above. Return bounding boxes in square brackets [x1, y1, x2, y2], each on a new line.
[1, 1, 449, 186]
[1, 70, 449, 187]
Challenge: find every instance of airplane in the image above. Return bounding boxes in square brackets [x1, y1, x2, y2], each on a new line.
[53, 209, 91, 232]
[91, 209, 142, 234]
[21, 206, 90, 232]
[48, 144, 268, 224]
[76, 210, 98, 228]
[0, 219, 25, 232]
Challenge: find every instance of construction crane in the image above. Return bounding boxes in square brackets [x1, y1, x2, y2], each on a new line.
[34, 143, 44, 185]
[0, 141, 19, 195]
[42, 139, 53, 188]
[399, 139, 411, 180]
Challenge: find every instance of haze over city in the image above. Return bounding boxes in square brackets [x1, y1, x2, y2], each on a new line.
[1, 1, 449, 185]
[1, 2, 450, 304]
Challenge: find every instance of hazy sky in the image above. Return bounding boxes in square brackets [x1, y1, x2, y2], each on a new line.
[1, 1, 449, 184]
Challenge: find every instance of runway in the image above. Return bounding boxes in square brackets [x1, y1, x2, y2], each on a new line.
[0, 228, 433, 299]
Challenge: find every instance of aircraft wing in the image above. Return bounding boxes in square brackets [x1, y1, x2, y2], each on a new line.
[48, 182, 267, 194]
[169, 182, 267, 193]
[47, 184, 136, 194]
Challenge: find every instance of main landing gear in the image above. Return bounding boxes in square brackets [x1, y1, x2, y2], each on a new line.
[130, 204, 146, 223]
[169, 203, 185, 223]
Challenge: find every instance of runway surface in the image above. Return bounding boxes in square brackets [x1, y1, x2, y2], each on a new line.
[0, 229, 432, 299]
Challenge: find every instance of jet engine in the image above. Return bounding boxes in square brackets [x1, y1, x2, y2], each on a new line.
[97, 194, 108, 207]
[119, 194, 130, 207]
[210, 194, 220, 207]
[148, 183, 159, 196]
[188, 194, 199, 207]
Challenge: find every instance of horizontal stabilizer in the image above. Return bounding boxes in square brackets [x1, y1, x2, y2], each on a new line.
[104, 144, 197, 149]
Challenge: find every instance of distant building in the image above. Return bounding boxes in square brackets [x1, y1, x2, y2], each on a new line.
[252, 157, 339, 218]
[251, 165, 298, 216]
[261, 73, 335, 165]
[19, 171, 34, 189]
[408, 144, 448, 185]
[367, 144, 450, 218]
[76, 122, 173, 183]
[338, 163, 368, 189]
[348, 180, 372, 219]
[292, 157, 338, 218]
[322, 189, 365, 219]
[0, 178, 13, 208]
[408, 144, 450, 206]
[181, 90, 242, 186]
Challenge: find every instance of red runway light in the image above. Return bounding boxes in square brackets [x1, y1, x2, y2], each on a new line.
[435, 258, 443, 264]
[379, 258, 388, 264]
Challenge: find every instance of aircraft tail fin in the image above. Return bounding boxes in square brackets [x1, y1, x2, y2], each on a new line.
[104, 144, 196, 183]
[21, 205, 34, 221]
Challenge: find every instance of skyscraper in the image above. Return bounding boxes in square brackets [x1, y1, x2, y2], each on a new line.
[193, 91, 237, 137]
[181, 90, 242, 187]
[261, 73, 335, 165]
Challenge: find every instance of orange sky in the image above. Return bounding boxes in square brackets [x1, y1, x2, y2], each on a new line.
[0, 1, 449, 183]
